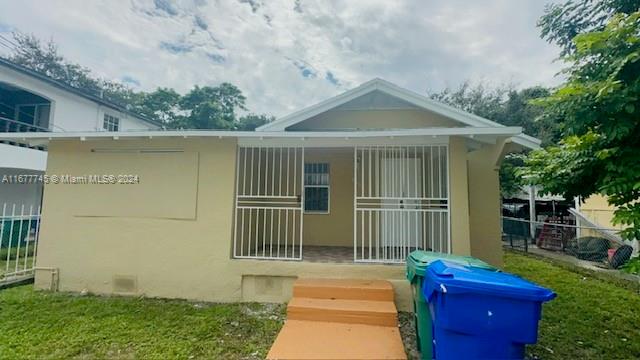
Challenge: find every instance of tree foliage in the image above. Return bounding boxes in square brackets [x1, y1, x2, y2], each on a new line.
[429, 82, 556, 197]
[522, 11, 640, 240]
[538, 0, 640, 56]
[4, 33, 272, 130]
[236, 114, 275, 131]
[9, 33, 142, 107]
[430, 82, 559, 145]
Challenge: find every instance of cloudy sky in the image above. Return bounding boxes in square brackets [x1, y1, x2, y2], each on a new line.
[0, 0, 564, 117]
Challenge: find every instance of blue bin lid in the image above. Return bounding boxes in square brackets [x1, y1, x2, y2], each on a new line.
[423, 260, 556, 302]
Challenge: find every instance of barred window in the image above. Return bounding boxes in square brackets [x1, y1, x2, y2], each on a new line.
[304, 163, 329, 213]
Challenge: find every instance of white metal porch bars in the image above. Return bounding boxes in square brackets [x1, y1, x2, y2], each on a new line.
[233, 146, 305, 260]
[354, 145, 450, 263]
[0, 203, 42, 283]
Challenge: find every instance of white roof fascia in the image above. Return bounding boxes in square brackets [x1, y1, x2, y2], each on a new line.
[256, 78, 541, 150]
[0, 126, 523, 143]
[509, 133, 542, 150]
[258, 78, 506, 131]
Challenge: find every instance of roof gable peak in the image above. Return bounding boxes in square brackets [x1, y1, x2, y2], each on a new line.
[257, 78, 506, 132]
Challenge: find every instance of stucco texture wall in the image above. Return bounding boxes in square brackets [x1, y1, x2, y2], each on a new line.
[302, 148, 353, 247]
[34, 139, 411, 309]
[288, 109, 463, 131]
[34, 135, 507, 309]
[466, 140, 505, 267]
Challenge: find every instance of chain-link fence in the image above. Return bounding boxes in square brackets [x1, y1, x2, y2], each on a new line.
[502, 216, 637, 269]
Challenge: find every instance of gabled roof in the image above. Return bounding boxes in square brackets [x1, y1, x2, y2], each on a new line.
[257, 78, 540, 149]
[0, 57, 161, 127]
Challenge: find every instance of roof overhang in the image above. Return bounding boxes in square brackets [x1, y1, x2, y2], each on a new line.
[0, 58, 161, 128]
[507, 133, 541, 150]
[0, 127, 523, 148]
[256, 78, 541, 150]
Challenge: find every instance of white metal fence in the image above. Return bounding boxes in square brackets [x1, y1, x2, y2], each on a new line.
[233, 146, 304, 260]
[0, 203, 41, 283]
[354, 145, 450, 263]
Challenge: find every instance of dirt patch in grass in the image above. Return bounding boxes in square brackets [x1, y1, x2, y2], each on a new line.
[399, 311, 420, 360]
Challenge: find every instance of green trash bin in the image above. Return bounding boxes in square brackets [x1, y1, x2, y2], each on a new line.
[406, 250, 497, 360]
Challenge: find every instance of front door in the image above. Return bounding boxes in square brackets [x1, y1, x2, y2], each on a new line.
[380, 154, 423, 260]
[354, 145, 449, 263]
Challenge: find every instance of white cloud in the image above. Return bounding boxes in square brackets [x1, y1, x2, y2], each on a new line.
[0, 0, 563, 117]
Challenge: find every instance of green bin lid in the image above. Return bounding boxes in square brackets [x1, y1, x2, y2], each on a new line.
[406, 250, 497, 283]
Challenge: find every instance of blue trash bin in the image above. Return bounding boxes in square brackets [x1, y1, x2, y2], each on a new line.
[422, 260, 556, 360]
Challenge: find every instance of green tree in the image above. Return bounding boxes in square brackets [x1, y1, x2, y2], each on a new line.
[8, 33, 136, 107]
[176, 84, 246, 129]
[429, 82, 554, 197]
[135, 88, 182, 125]
[430, 83, 557, 144]
[236, 114, 274, 130]
[522, 11, 640, 240]
[538, 0, 639, 56]
[4, 32, 270, 130]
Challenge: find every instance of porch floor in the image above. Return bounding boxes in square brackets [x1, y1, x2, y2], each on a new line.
[302, 246, 353, 263]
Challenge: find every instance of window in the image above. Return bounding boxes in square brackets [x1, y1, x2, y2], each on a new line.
[103, 114, 120, 131]
[304, 163, 330, 213]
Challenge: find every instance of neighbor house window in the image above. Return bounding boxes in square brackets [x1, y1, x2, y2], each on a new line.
[103, 114, 120, 131]
[304, 163, 329, 213]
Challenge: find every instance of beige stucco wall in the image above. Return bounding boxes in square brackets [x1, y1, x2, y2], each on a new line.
[449, 136, 471, 256]
[34, 138, 411, 310]
[34, 134, 508, 310]
[288, 109, 463, 131]
[467, 141, 505, 267]
[302, 148, 353, 247]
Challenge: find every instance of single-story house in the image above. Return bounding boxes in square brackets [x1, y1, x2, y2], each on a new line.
[0, 78, 539, 310]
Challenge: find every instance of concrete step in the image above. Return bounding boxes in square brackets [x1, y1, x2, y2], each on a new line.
[293, 278, 395, 302]
[287, 297, 398, 327]
[266, 320, 407, 360]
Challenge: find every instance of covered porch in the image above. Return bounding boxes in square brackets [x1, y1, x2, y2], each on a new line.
[232, 140, 453, 264]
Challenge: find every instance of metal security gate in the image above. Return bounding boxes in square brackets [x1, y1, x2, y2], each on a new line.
[354, 145, 449, 263]
[0, 203, 41, 284]
[233, 146, 304, 260]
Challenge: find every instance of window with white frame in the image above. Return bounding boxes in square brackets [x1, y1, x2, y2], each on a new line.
[304, 163, 330, 213]
[103, 114, 120, 131]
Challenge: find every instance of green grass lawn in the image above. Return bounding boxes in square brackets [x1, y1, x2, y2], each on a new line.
[0, 252, 638, 359]
[0, 286, 285, 359]
[504, 251, 640, 360]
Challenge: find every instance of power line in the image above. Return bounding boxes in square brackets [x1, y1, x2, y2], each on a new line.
[0, 40, 14, 53]
[0, 36, 16, 53]
[0, 34, 18, 48]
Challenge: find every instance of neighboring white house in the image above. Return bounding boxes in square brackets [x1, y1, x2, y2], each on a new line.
[0, 57, 160, 210]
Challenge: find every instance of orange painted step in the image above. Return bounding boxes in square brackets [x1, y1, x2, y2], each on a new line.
[267, 320, 407, 360]
[293, 278, 395, 301]
[287, 297, 398, 327]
